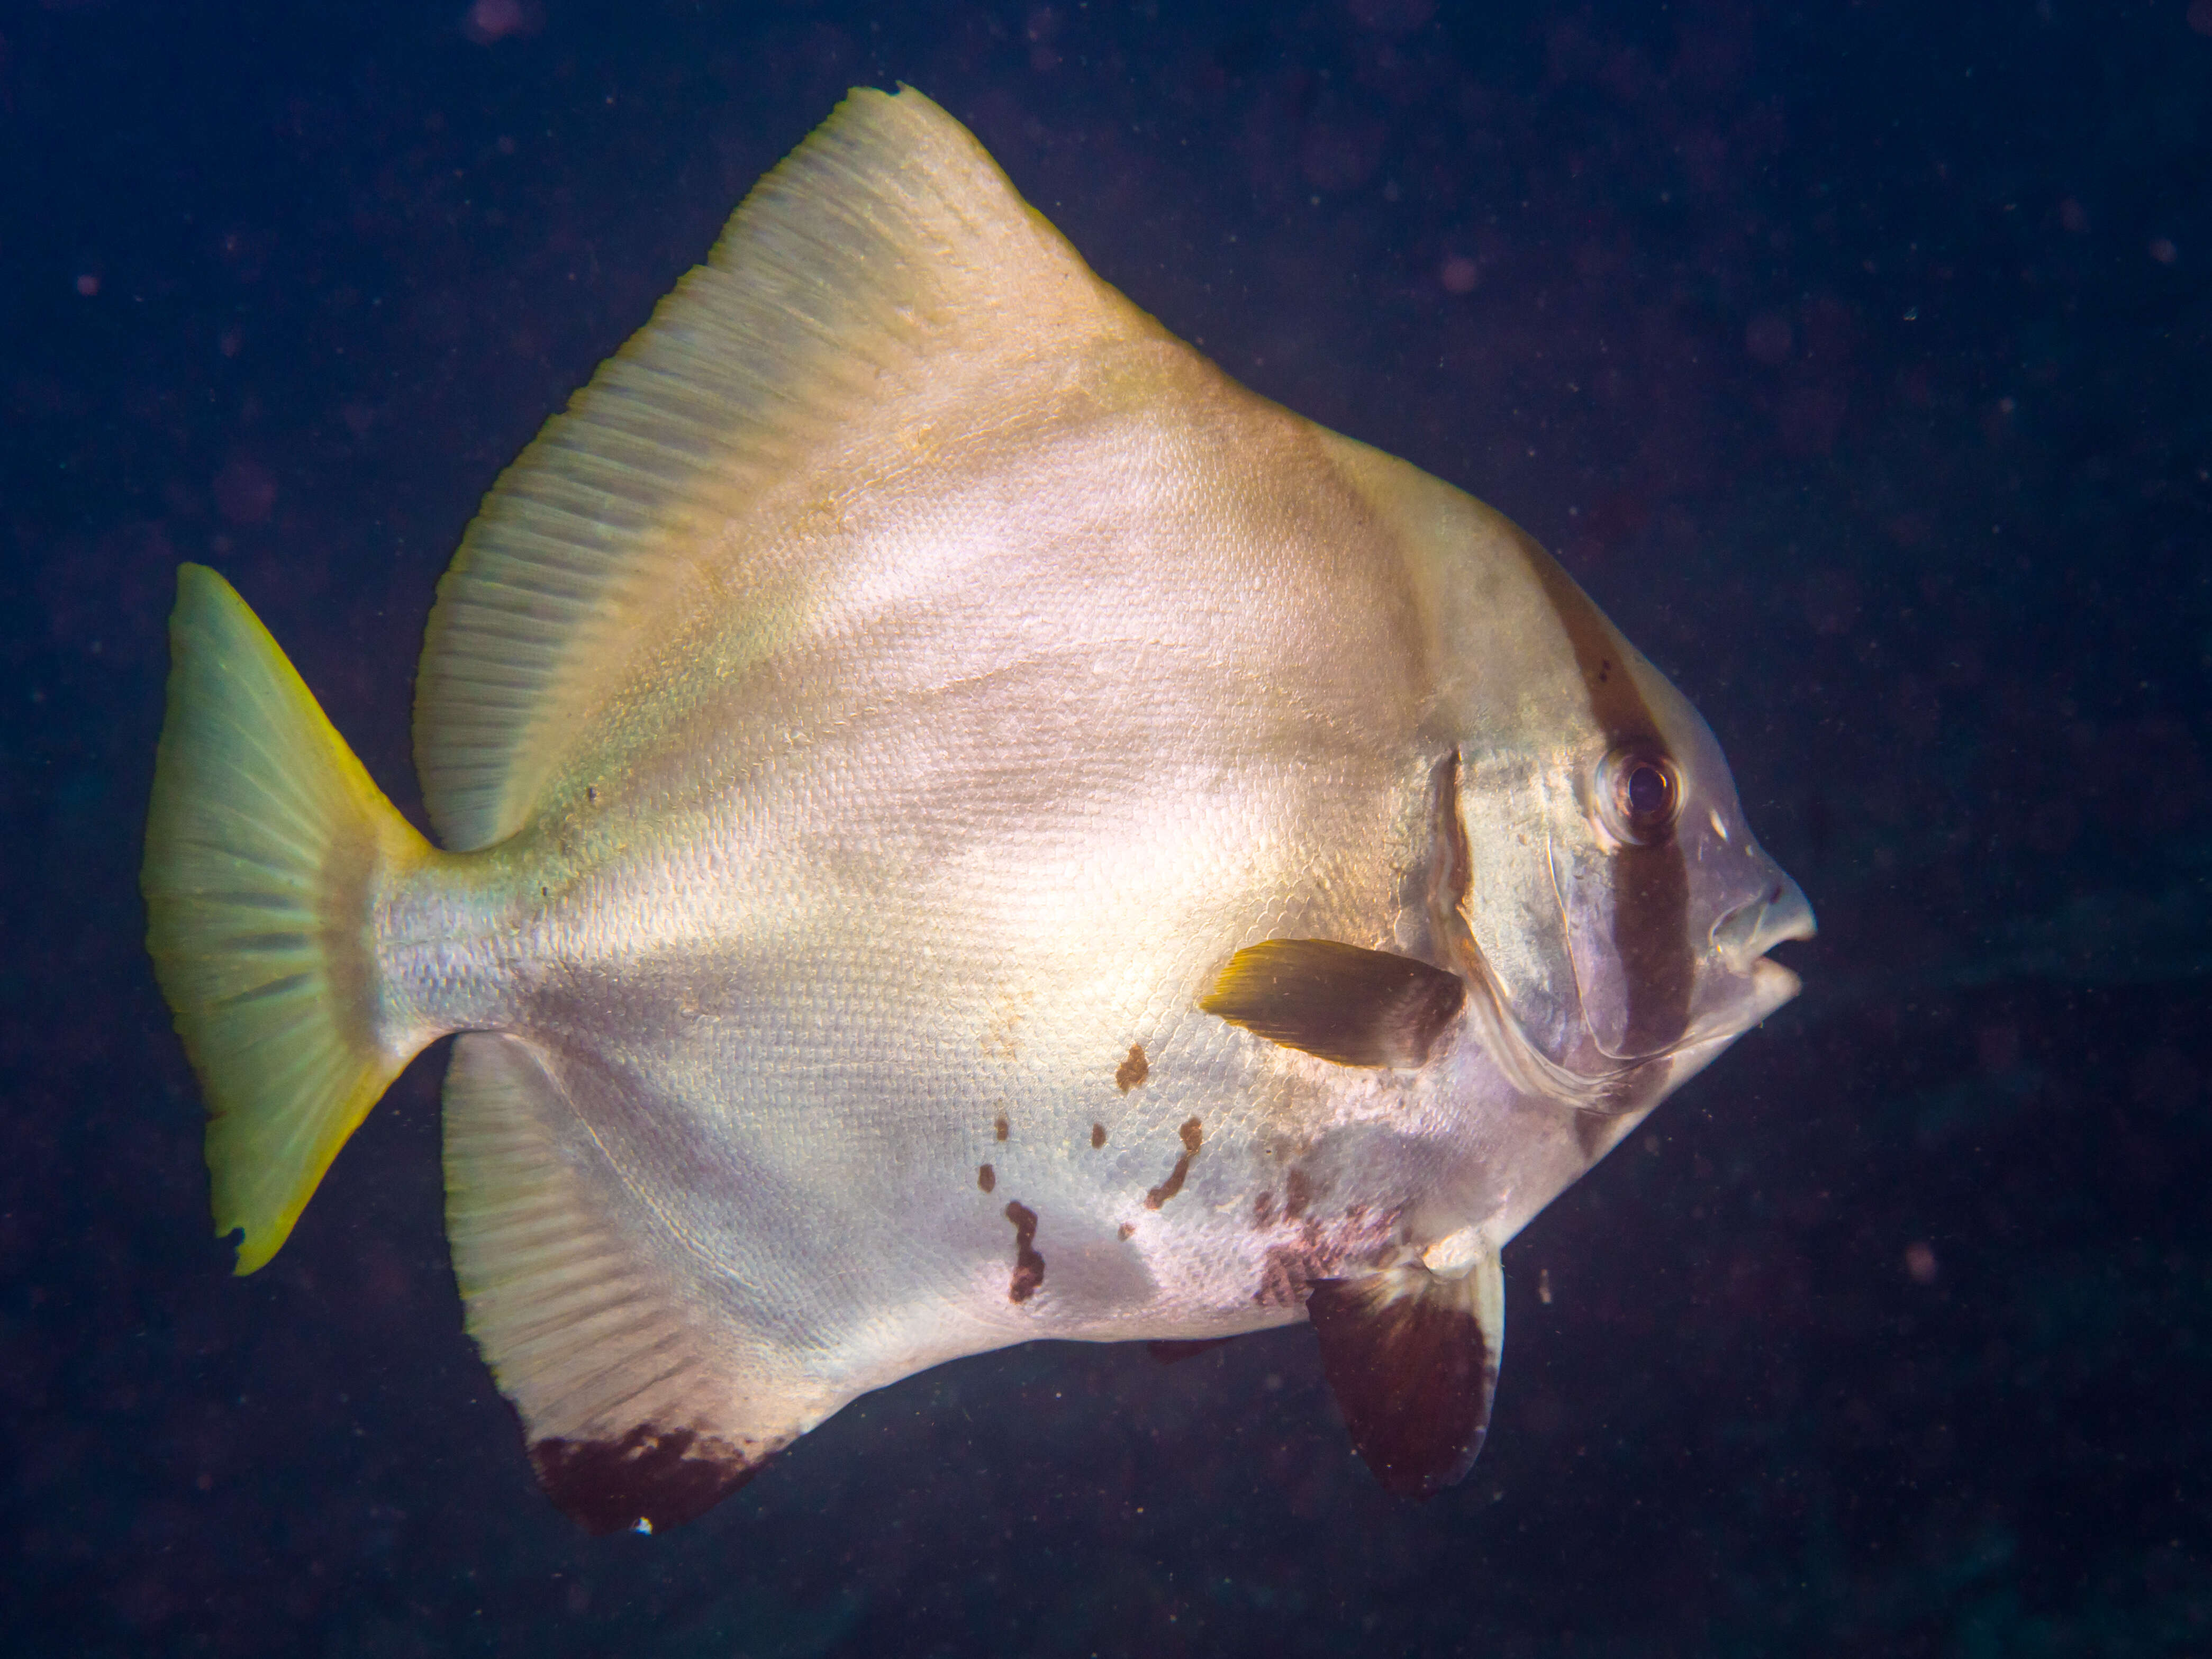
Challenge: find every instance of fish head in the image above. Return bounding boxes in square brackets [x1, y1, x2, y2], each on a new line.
[1527, 638, 1815, 1087]
[1395, 483, 1814, 1102]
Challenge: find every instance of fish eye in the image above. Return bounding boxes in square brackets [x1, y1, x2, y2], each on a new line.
[1597, 746, 1682, 846]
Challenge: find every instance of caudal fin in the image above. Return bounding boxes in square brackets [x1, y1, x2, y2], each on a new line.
[144, 564, 437, 1273]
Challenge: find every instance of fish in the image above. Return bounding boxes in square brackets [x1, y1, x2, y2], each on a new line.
[142, 86, 1815, 1534]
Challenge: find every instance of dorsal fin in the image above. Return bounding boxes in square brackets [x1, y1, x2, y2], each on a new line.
[413, 86, 1163, 849]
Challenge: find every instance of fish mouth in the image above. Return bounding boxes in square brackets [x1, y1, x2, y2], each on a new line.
[1724, 872, 1816, 1015]
[1644, 881, 1815, 1084]
[1475, 864, 1818, 1108]
[1749, 954, 1802, 1005]
[1713, 872, 1816, 966]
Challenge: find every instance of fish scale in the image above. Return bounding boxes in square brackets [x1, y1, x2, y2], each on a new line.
[142, 86, 1812, 1533]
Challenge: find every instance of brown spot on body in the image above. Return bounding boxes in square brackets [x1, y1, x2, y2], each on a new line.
[983, 987, 1033, 1060]
[530, 1426, 760, 1536]
[977, 1163, 995, 1193]
[1091, 1122, 1107, 1149]
[1116, 1043, 1149, 1092]
[1284, 1166, 1314, 1221]
[994, 1114, 1009, 1142]
[1260, 1235, 1399, 1308]
[1255, 1246, 1308, 1308]
[1004, 1201, 1045, 1303]
[1117, 1221, 1136, 1240]
[1254, 1189, 1276, 1226]
[1251, 1194, 1404, 1307]
[1143, 1117, 1204, 1210]
[1144, 1163, 1189, 1211]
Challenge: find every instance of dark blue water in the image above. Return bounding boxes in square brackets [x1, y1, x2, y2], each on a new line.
[6, 2, 2209, 1653]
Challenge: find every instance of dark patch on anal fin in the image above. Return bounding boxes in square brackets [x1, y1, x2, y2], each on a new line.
[530, 1424, 761, 1535]
[1200, 939, 1465, 1067]
[1004, 1200, 1045, 1303]
[1146, 1336, 1235, 1365]
[1306, 1250, 1503, 1499]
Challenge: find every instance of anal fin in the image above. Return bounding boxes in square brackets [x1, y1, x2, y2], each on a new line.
[1306, 1240, 1504, 1499]
[442, 1033, 765, 1534]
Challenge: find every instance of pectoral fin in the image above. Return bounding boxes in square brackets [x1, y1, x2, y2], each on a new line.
[1199, 939, 1465, 1067]
[1306, 1242, 1504, 1498]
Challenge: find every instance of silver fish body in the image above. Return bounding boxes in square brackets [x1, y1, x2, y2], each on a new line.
[143, 87, 1812, 1532]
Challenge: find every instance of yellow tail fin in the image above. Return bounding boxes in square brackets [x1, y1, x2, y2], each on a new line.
[143, 565, 436, 1273]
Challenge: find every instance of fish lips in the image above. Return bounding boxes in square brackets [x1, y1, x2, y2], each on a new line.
[1709, 868, 1817, 1025]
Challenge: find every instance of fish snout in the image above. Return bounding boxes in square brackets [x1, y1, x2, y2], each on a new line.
[1710, 867, 1816, 990]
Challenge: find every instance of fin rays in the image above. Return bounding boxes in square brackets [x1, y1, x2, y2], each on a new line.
[1201, 938, 1466, 1068]
[413, 87, 1150, 850]
[1308, 1246, 1505, 1499]
[442, 1033, 812, 1533]
[142, 564, 441, 1273]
